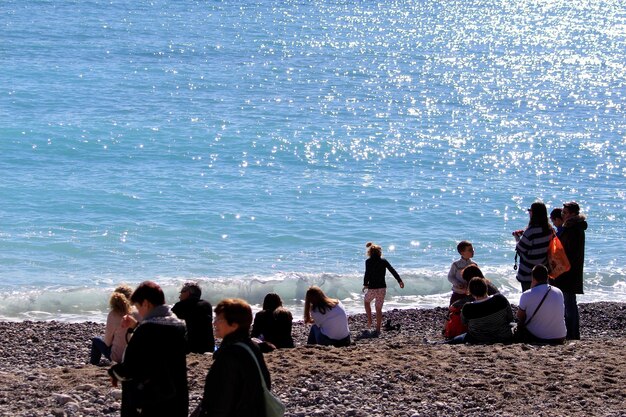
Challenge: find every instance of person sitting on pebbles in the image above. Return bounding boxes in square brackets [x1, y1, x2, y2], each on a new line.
[304, 286, 351, 347]
[446, 277, 514, 344]
[89, 285, 137, 366]
[251, 292, 295, 351]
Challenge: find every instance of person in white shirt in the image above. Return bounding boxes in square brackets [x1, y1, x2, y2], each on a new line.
[303, 286, 351, 347]
[517, 265, 567, 344]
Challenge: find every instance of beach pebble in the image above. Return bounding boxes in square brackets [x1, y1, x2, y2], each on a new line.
[54, 394, 74, 406]
[109, 389, 123, 400]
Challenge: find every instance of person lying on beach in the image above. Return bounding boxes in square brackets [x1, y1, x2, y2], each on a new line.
[363, 242, 404, 334]
[251, 293, 295, 351]
[446, 277, 514, 344]
[304, 286, 351, 347]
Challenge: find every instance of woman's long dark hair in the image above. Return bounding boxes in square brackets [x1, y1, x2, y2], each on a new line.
[262, 293, 283, 313]
[528, 201, 551, 234]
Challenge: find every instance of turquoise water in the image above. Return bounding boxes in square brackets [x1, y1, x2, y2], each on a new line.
[1, 0, 625, 321]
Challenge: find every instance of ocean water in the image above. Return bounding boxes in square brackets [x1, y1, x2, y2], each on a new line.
[1, 0, 625, 322]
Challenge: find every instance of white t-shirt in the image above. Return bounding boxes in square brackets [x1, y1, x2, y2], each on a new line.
[311, 300, 350, 340]
[518, 284, 567, 340]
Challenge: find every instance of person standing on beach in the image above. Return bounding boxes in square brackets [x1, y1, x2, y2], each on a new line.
[363, 242, 404, 334]
[192, 298, 273, 417]
[108, 281, 188, 417]
[550, 208, 564, 237]
[447, 241, 477, 305]
[172, 282, 215, 354]
[550, 201, 587, 340]
[512, 202, 553, 292]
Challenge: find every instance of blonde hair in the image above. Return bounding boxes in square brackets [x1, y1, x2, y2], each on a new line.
[303, 286, 338, 324]
[366, 241, 382, 258]
[114, 284, 133, 300]
[109, 291, 131, 315]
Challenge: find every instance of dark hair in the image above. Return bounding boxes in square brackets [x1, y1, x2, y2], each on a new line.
[273, 306, 293, 323]
[215, 298, 253, 333]
[262, 293, 283, 312]
[563, 201, 580, 215]
[457, 241, 472, 255]
[528, 202, 551, 233]
[130, 281, 165, 306]
[366, 242, 382, 258]
[181, 282, 202, 298]
[532, 265, 549, 283]
[461, 265, 484, 283]
[468, 277, 488, 297]
[303, 286, 338, 323]
[550, 208, 562, 220]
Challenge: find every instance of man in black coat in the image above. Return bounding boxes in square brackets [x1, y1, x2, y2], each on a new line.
[551, 201, 588, 340]
[172, 282, 215, 353]
[109, 281, 188, 417]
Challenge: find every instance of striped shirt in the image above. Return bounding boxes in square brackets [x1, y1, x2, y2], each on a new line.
[461, 294, 514, 343]
[516, 226, 552, 283]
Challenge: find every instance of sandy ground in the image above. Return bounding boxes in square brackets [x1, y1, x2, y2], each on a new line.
[1, 302, 625, 417]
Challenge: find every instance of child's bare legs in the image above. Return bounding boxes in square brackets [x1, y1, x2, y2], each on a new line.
[375, 305, 383, 333]
[364, 300, 373, 328]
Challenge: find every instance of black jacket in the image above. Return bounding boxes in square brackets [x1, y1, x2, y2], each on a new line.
[109, 306, 188, 417]
[551, 215, 587, 294]
[363, 257, 402, 289]
[199, 331, 270, 417]
[172, 297, 215, 353]
[251, 309, 294, 348]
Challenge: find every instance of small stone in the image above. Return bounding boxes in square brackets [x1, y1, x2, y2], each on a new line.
[54, 394, 74, 406]
[110, 389, 123, 400]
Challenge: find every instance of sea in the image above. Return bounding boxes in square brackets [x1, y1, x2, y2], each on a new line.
[1, 0, 625, 322]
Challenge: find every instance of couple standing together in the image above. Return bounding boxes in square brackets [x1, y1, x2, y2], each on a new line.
[514, 201, 587, 340]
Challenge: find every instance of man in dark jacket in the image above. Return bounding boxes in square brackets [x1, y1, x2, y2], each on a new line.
[109, 281, 188, 417]
[172, 282, 215, 353]
[551, 201, 588, 340]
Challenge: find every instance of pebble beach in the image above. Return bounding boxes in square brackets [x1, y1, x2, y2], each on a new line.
[1, 302, 625, 417]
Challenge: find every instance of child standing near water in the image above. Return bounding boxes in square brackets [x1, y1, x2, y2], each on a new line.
[448, 241, 477, 305]
[363, 242, 404, 334]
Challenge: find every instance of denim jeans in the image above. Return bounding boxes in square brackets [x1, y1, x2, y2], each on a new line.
[307, 325, 350, 347]
[446, 332, 467, 344]
[90, 336, 112, 365]
[562, 292, 580, 340]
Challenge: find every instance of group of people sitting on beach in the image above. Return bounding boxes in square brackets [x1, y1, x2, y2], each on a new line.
[87, 200, 586, 416]
[442, 200, 587, 345]
[89, 279, 353, 416]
